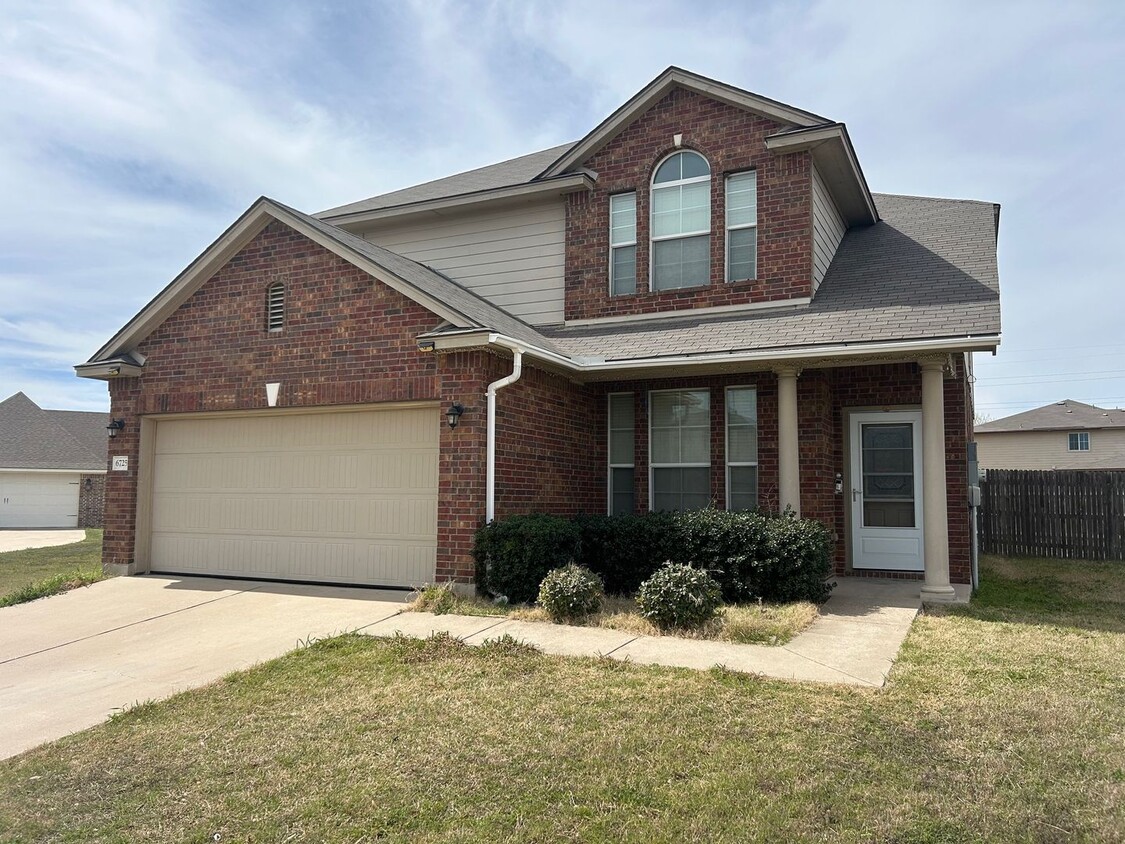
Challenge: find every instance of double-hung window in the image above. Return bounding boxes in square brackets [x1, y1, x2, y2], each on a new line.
[608, 393, 635, 515]
[1068, 431, 1090, 451]
[650, 389, 710, 512]
[726, 171, 757, 282]
[609, 193, 637, 295]
[725, 387, 759, 510]
[651, 151, 711, 291]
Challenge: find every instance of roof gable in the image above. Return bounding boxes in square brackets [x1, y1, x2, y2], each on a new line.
[538, 67, 829, 179]
[79, 198, 562, 375]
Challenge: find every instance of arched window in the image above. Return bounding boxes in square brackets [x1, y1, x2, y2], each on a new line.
[266, 281, 285, 332]
[651, 150, 711, 291]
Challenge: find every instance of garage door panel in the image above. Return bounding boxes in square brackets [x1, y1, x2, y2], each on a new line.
[0, 473, 81, 528]
[150, 407, 438, 587]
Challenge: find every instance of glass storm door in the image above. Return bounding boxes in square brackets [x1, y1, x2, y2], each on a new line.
[848, 411, 925, 571]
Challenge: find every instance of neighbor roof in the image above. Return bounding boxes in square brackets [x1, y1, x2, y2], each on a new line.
[976, 400, 1125, 433]
[0, 392, 107, 471]
[536, 193, 1001, 362]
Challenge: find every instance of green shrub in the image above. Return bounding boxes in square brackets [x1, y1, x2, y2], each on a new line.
[636, 563, 722, 629]
[473, 514, 580, 604]
[537, 564, 604, 621]
[475, 509, 834, 606]
[573, 512, 681, 594]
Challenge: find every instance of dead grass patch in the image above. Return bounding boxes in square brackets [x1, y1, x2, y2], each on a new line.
[1, 554, 1124, 842]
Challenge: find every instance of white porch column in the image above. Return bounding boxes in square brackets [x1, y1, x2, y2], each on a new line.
[920, 360, 956, 602]
[776, 367, 801, 517]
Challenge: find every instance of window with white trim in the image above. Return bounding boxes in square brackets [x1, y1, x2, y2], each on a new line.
[1068, 431, 1090, 451]
[726, 171, 757, 282]
[608, 393, 635, 515]
[726, 387, 758, 510]
[650, 389, 711, 512]
[651, 151, 711, 291]
[609, 193, 637, 296]
[266, 282, 285, 332]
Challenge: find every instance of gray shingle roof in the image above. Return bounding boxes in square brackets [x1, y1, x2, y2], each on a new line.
[317, 143, 577, 219]
[0, 392, 107, 471]
[273, 200, 563, 355]
[977, 400, 1125, 433]
[536, 192, 1000, 361]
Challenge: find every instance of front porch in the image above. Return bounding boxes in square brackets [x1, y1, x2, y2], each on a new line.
[483, 353, 974, 600]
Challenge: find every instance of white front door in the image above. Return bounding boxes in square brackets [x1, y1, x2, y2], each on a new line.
[849, 411, 924, 571]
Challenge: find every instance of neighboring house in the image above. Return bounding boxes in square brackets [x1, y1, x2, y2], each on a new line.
[76, 67, 1001, 602]
[976, 400, 1125, 470]
[0, 392, 108, 528]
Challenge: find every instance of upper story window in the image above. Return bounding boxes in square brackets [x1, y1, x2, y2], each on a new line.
[609, 193, 637, 296]
[266, 281, 285, 332]
[725, 171, 758, 282]
[651, 151, 711, 291]
[1068, 431, 1090, 451]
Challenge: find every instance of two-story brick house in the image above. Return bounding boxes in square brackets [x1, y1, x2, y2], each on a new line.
[77, 68, 1001, 602]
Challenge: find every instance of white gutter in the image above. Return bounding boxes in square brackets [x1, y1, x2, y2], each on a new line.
[485, 340, 524, 523]
[429, 331, 1002, 376]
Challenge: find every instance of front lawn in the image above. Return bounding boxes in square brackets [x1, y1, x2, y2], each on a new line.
[0, 529, 104, 605]
[2, 554, 1123, 842]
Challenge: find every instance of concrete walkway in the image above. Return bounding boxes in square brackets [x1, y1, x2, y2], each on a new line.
[0, 574, 919, 760]
[364, 577, 922, 688]
[0, 529, 87, 553]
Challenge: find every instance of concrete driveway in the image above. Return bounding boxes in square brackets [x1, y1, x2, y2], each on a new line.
[0, 575, 409, 759]
[0, 529, 87, 553]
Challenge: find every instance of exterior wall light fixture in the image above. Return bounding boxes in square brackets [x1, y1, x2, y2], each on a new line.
[446, 403, 464, 430]
[106, 419, 125, 438]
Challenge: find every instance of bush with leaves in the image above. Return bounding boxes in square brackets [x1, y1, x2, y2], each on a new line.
[537, 564, 604, 621]
[473, 514, 580, 604]
[636, 563, 723, 629]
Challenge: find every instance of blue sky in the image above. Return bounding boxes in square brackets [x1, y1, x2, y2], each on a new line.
[2, 0, 1123, 417]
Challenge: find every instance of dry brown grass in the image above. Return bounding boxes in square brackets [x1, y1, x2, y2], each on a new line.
[1, 555, 1124, 842]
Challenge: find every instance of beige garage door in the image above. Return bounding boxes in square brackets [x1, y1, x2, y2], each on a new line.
[149, 406, 438, 588]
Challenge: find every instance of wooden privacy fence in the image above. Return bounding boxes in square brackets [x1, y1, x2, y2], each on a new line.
[979, 469, 1125, 560]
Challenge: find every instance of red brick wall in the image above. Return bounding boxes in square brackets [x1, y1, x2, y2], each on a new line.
[565, 87, 813, 321]
[494, 362, 602, 518]
[78, 473, 106, 528]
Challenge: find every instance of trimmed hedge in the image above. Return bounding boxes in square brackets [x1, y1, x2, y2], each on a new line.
[473, 514, 580, 604]
[475, 509, 834, 605]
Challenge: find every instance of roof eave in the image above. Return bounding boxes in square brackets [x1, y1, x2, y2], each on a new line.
[424, 330, 1001, 378]
[74, 360, 145, 381]
[316, 173, 594, 229]
[765, 124, 878, 226]
[539, 67, 830, 179]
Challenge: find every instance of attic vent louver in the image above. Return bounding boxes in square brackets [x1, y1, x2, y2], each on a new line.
[267, 282, 285, 332]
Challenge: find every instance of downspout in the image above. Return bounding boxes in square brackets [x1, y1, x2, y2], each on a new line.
[485, 342, 523, 523]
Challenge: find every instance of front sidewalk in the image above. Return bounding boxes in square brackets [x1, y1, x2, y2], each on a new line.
[365, 577, 925, 688]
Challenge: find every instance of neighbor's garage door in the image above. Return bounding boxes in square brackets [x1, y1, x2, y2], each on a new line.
[0, 472, 80, 528]
[149, 406, 438, 588]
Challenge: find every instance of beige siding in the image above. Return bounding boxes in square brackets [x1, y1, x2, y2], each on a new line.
[360, 200, 565, 325]
[811, 164, 846, 292]
[149, 407, 439, 587]
[976, 429, 1125, 470]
